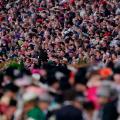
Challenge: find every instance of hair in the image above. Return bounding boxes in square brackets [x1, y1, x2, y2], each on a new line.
[63, 89, 77, 101]
[83, 101, 95, 111]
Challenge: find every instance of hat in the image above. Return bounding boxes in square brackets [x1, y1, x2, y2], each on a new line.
[32, 69, 41, 80]
[32, 73, 41, 80]
[3, 83, 19, 93]
[97, 87, 111, 98]
[39, 93, 52, 103]
[5, 65, 24, 80]
[55, 71, 65, 81]
[23, 92, 38, 103]
[99, 68, 113, 78]
[97, 81, 118, 99]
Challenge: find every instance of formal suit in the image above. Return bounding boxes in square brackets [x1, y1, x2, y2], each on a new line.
[54, 105, 83, 120]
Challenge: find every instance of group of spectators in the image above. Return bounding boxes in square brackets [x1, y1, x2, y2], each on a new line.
[0, 0, 120, 66]
[0, 0, 120, 120]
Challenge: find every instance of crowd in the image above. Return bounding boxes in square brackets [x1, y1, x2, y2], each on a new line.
[0, 0, 120, 120]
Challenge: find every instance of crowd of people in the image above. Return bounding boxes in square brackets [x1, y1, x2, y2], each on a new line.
[0, 0, 120, 120]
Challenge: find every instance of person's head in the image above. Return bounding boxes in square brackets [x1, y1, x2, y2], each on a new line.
[27, 46, 32, 52]
[83, 101, 95, 113]
[3, 83, 19, 98]
[38, 94, 51, 111]
[115, 45, 120, 52]
[59, 50, 65, 57]
[24, 99, 37, 112]
[112, 53, 117, 60]
[69, 51, 74, 58]
[23, 92, 38, 112]
[89, 54, 96, 63]
[73, 92, 86, 109]
[38, 100, 50, 112]
[95, 50, 101, 56]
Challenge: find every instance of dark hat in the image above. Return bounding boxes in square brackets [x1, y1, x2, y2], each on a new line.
[75, 67, 88, 85]
[63, 89, 77, 101]
[3, 83, 19, 93]
[5, 66, 23, 80]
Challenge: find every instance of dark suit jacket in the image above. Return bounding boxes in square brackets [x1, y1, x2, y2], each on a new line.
[55, 105, 83, 120]
[101, 99, 119, 120]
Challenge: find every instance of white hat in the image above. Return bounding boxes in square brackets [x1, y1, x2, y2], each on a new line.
[23, 92, 38, 103]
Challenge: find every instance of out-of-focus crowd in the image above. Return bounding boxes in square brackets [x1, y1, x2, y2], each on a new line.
[0, 0, 120, 120]
[1, 58, 120, 120]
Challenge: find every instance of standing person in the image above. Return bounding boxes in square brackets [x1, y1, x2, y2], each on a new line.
[38, 93, 52, 120]
[49, 89, 83, 120]
[96, 81, 119, 120]
[83, 101, 97, 120]
[113, 62, 120, 120]
[22, 92, 46, 120]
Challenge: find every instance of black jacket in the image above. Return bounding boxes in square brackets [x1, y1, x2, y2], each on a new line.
[100, 99, 119, 120]
[55, 105, 83, 120]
